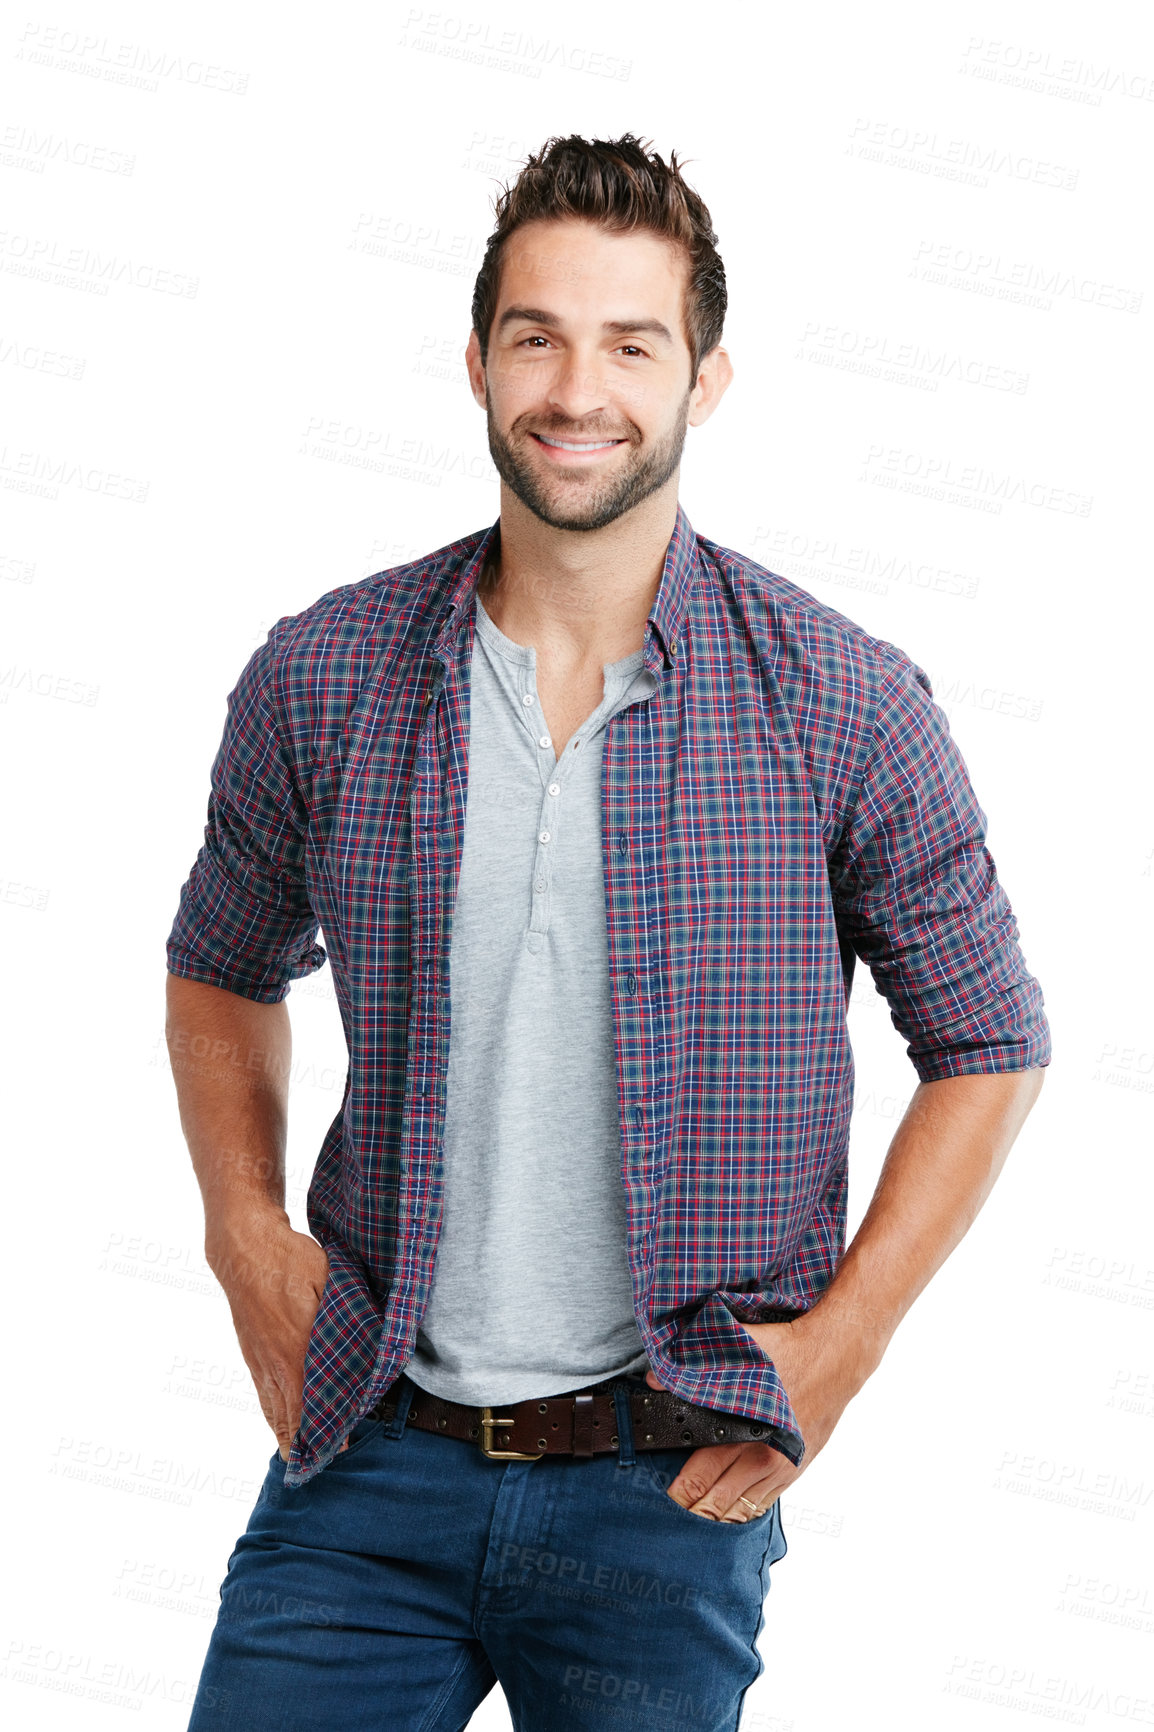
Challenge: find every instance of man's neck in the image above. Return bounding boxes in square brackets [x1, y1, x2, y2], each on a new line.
[478, 490, 677, 667]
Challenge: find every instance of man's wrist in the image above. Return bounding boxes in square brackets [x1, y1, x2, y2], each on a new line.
[740, 1293, 889, 1399]
[800, 1286, 892, 1390]
[205, 1200, 292, 1277]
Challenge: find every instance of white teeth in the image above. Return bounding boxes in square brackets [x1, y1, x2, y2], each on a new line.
[537, 436, 621, 451]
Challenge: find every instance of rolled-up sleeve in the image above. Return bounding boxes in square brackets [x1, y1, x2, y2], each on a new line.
[165, 623, 327, 1003]
[830, 643, 1050, 1081]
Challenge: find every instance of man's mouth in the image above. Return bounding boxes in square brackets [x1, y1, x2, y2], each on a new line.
[530, 432, 627, 454]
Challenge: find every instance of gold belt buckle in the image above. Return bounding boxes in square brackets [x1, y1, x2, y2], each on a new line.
[478, 1406, 546, 1460]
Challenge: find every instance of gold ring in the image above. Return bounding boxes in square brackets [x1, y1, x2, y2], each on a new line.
[738, 1494, 762, 1514]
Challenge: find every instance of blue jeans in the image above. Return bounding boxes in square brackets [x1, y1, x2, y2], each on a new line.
[187, 1373, 789, 1731]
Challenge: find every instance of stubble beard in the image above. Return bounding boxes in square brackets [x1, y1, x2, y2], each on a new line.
[484, 386, 693, 533]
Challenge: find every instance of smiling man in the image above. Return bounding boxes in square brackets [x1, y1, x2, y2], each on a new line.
[169, 133, 1050, 1731]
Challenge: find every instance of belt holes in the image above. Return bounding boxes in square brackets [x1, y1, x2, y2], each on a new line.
[537, 1438, 547, 1449]
[437, 1417, 448, 1428]
[681, 1430, 692, 1443]
[538, 1403, 548, 1413]
[610, 1434, 619, 1447]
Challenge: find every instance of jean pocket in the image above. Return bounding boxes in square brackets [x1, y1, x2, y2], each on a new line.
[640, 1448, 775, 1531]
[333, 1411, 386, 1460]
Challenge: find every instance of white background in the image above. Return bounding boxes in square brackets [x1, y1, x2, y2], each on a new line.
[3, 1, 1152, 1727]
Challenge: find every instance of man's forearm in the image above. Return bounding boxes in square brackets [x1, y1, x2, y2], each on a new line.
[747, 1068, 1046, 1384]
[164, 973, 294, 1260]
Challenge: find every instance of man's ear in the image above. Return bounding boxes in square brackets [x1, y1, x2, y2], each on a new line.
[688, 344, 734, 430]
[464, 329, 488, 411]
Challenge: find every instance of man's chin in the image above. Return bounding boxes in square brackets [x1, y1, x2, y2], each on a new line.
[507, 490, 635, 535]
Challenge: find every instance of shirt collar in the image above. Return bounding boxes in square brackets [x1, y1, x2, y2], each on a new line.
[432, 500, 700, 674]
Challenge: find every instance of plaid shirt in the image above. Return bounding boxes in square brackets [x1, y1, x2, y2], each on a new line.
[166, 502, 1050, 1488]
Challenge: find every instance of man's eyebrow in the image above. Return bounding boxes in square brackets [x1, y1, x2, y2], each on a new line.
[495, 305, 675, 346]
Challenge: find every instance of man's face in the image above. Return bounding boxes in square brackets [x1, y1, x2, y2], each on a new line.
[467, 218, 706, 533]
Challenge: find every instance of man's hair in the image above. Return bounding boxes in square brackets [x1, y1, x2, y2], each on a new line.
[470, 131, 726, 386]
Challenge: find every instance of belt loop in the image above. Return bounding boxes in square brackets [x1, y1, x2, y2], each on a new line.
[612, 1384, 636, 1468]
[572, 1393, 595, 1457]
[381, 1373, 415, 1439]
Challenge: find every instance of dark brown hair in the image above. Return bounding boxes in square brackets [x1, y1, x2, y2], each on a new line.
[470, 132, 726, 386]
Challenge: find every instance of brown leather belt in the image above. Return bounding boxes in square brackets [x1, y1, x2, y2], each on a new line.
[368, 1376, 788, 1461]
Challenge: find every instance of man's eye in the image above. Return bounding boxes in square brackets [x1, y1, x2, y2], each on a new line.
[521, 336, 550, 348]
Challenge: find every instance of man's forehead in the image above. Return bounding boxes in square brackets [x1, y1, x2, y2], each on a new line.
[503, 216, 682, 268]
[495, 221, 688, 323]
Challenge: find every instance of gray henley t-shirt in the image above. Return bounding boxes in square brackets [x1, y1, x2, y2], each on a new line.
[403, 593, 657, 1404]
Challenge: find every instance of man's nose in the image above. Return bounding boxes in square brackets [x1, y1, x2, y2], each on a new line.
[544, 350, 615, 419]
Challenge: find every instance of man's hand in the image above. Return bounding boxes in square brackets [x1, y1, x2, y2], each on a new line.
[643, 1309, 874, 1521]
[643, 1072, 1047, 1520]
[206, 1209, 335, 1462]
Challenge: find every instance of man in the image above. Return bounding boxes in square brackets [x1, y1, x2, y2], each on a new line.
[167, 133, 1049, 1730]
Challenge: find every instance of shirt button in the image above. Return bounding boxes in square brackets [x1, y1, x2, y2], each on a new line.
[538, 735, 551, 748]
[548, 783, 560, 796]
[522, 693, 535, 706]
[535, 879, 545, 891]
[539, 830, 552, 844]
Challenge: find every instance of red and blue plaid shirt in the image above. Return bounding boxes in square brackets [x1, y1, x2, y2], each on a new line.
[166, 502, 1050, 1487]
